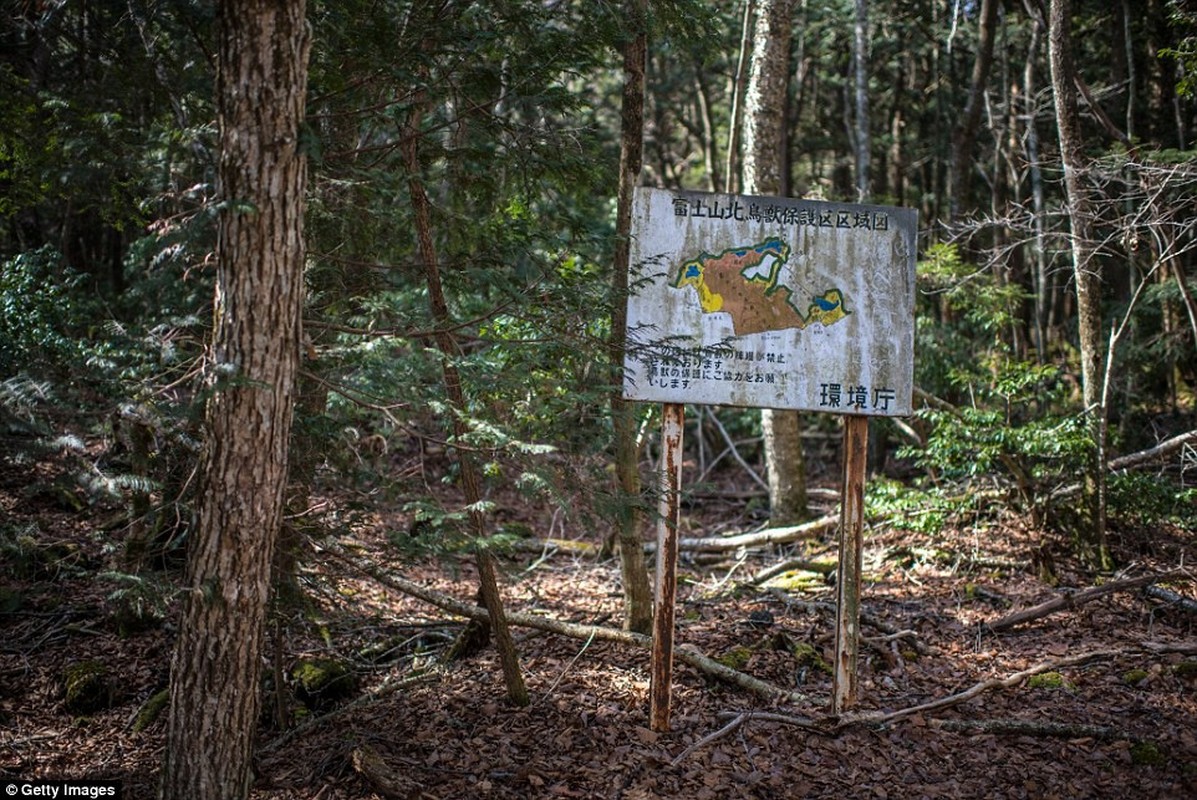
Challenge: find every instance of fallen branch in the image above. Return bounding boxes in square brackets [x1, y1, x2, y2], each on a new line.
[1144, 584, 1197, 616]
[260, 668, 443, 754]
[1108, 429, 1197, 471]
[320, 541, 810, 706]
[683, 710, 1129, 765]
[750, 556, 836, 585]
[1141, 639, 1197, 656]
[694, 649, 1119, 745]
[351, 745, 437, 799]
[669, 711, 752, 767]
[507, 514, 838, 559]
[840, 649, 1121, 728]
[929, 717, 1123, 739]
[653, 513, 838, 554]
[984, 570, 1188, 632]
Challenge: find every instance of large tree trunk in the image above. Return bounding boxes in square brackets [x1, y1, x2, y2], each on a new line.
[742, 0, 808, 526]
[1048, 0, 1110, 568]
[160, 2, 310, 797]
[610, 0, 654, 634]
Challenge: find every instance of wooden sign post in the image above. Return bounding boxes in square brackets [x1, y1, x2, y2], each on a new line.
[649, 402, 685, 731]
[833, 414, 869, 713]
[624, 188, 916, 727]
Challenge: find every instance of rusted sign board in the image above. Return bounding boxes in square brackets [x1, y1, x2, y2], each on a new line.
[623, 187, 916, 417]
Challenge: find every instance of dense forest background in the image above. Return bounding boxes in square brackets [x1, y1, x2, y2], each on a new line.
[2, 1, 1196, 798]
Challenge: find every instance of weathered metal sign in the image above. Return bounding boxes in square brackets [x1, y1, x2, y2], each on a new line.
[623, 187, 916, 416]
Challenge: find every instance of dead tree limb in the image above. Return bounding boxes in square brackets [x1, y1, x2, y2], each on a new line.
[930, 717, 1123, 739]
[511, 515, 837, 558]
[751, 556, 836, 585]
[1108, 429, 1197, 471]
[1144, 584, 1197, 616]
[320, 542, 811, 706]
[839, 649, 1120, 728]
[352, 745, 436, 799]
[649, 513, 838, 554]
[984, 570, 1188, 632]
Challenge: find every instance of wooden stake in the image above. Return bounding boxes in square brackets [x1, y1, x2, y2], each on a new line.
[650, 403, 685, 731]
[833, 414, 868, 714]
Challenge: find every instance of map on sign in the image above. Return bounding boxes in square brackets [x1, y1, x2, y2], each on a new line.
[671, 237, 848, 335]
[623, 187, 916, 416]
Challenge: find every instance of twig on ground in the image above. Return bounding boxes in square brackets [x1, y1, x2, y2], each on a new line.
[670, 711, 752, 767]
[535, 628, 597, 705]
[984, 570, 1189, 632]
[928, 718, 1124, 739]
[320, 541, 811, 706]
[260, 667, 444, 754]
[750, 556, 836, 585]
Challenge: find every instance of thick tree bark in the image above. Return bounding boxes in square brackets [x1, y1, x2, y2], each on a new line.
[741, 0, 808, 527]
[609, 0, 654, 635]
[160, 2, 310, 798]
[1048, 0, 1110, 567]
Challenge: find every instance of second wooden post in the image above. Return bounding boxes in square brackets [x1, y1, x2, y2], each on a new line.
[649, 402, 685, 731]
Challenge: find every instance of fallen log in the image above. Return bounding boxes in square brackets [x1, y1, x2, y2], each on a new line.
[1108, 429, 1197, 471]
[984, 570, 1189, 633]
[751, 556, 837, 585]
[1144, 584, 1197, 616]
[929, 718, 1123, 739]
[509, 514, 839, 557]
[320, 541, 810, 706]
[657, 513, 838, 554]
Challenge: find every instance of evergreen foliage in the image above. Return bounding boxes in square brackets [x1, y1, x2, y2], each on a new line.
[0, 0, 1194, 578]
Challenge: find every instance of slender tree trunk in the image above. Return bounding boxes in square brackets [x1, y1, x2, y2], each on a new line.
[610, 0, 654, 634]
[725, 0, 757, 194]
[161, 2, 310, 797]
[1121, 0, 1136, 141]
[852, 0, 870, 202]
[742, 0, 808, 526]
[402, 60, 528, 706]
[949, 0, 998, 220]
[1022, 14, 1052, 357]
[1048, 0, 1110, 568]
[694, 68, 721, 193]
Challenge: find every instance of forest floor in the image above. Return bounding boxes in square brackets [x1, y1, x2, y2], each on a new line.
[1, 430, 1196, 799]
